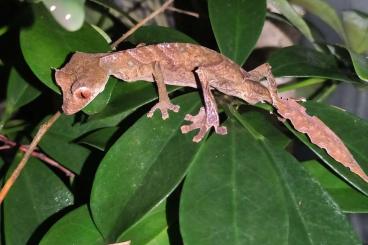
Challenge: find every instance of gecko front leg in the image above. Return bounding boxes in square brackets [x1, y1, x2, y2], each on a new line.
[181, 67, 227, 142]
[147, 62, 180, 120]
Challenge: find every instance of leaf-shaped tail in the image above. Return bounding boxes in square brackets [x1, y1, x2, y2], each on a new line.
[266, 72, 368, 183]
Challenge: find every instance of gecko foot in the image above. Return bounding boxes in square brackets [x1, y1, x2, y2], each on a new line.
[147, 101, 180, 120]
[180, 107, 227, 142]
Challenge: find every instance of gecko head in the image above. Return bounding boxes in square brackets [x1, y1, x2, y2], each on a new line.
[55, 52, 109, 115]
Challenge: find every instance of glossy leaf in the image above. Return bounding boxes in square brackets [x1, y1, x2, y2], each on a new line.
[90, 93, 203, 242]
[5, 68, 41, 116]
[117, 201, 170, 245]
[40, 205, 104, 245]
[349, 51, 368, 82]
[284, 101, 368, 196]
[269, 0, 314, 42]
[4, 154, 74, 245]
[208, 0, 266, 65]
[20, 3, 114, 114]
[38, 115, 91, 174]
[43, 0, 86, 31]
[290, 0, 345, 41]
[343, 11, 368, 54]
[180, 120, 288, 245]
[305, 160, 368, 213]
[78, 127, 120, 151]
[87, 81, 180, 121]
[268, 46, 355, 82]
[180, 119, 360, 245]
[240, 109, 291, 148]
[128, 25, 197, 45]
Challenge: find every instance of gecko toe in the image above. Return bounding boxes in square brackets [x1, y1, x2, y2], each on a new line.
[216, 126, 228, 135]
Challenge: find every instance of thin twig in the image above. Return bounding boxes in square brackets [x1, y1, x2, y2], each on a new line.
[0, 134, 74, 177]
[167, 6, 199, 18]
[0, 111, 61, 204]
[111, 0, 174, 49]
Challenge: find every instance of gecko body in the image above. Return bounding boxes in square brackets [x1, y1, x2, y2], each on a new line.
[56, 43, 272, 142]
[55, 42, 368, 182]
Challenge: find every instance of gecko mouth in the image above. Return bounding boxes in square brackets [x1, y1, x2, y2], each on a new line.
[62, 103, 79, 115]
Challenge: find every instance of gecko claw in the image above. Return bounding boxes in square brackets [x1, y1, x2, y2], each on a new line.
[181, 107, 227, 142]
[147, 101, 180, 120]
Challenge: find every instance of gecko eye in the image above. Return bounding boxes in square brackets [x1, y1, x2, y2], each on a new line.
[74, 87, 92, 100]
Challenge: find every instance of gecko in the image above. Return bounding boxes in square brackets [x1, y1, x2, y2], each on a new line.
[55, 42, 368, 182]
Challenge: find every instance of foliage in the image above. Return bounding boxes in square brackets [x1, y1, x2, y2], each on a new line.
[0, 0, 368, 244]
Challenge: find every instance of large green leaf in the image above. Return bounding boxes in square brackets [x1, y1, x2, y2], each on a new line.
[20, 3, 115, 114]
[349, 51, 368, 82]
[127, 25, 197, 45]
[290, 0, 345, 41]
[305, 160, 368, 213]
[240, 109, 291, 148]
[117, 201, 170, 245]
[268, 46, 356, 82]
[343, 11, 368, 54]
[208, 0, 266, 65]
[180, 119, 360, 244]
[269, 0, 314, 42]
[284, 101, 368, 196]
[180, 120, 288, 245]
[90, 93, 203, 242]
[37, 115, 91, 174]
[40, 205, 104, 245]
[87, 81, 180, 121]
[4, 154, 74, 244]
[78, 127, 120, 151]
[5, 68, 41, 117]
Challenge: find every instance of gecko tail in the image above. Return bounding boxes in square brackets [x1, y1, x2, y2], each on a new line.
[266, 76, 368, 183]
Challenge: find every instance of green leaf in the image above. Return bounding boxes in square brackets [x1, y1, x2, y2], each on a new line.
[180, 119, 360, 245]
[42, 0, 86, 31]
[208, 0, 266, 65]
[127, 26, 197, 45]
[240, 109, 291, 148]
[87, 81, 180, 121]
[20, 3, 114, 114]
[305, 160, 368, 213]
[78, 127, 119, 151]
[269, 0, 314, 42]
[40, 205, 104, 245]
[4, 154, 74, 245]
[38, 115, 91, 174]
[117, 201, 170, 245]
[268, 46, 355, 82]
[284, 101, 368, 196]
[5, 68, 41, 116]
[90, 93, 203, 242]
[180, 120, 288, 245]
[83, 78, 118, 115]
[349, 51, 368, 82]
[342, 11, 368, 54]
[290, 0, 345, 41]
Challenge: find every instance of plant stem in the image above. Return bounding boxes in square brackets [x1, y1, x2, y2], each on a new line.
[278, 78, 326, 93]
[111, 0, 174, 48]
[0, 111, 61, 204]
[227, 105, 265, 140]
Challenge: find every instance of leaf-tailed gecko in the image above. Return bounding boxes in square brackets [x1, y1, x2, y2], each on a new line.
[55, 43, 368, 182]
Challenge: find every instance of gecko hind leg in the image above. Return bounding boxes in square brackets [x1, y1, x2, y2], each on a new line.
[181, 67, 227, 142]
[147, 62, 180, 120]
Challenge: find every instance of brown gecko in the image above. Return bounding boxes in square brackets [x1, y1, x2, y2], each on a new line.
[55, 42, 368, 182]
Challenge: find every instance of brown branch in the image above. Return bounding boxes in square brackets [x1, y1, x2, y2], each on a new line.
[111, 0, 174, 49]
[0, 134, 74, 178]
[167, 6, 199, 18]
[0, 111, 62, 204]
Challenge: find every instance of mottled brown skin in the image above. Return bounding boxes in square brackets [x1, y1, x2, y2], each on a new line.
[56, 43, 272, 142]
[55, 42, 368, 182]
